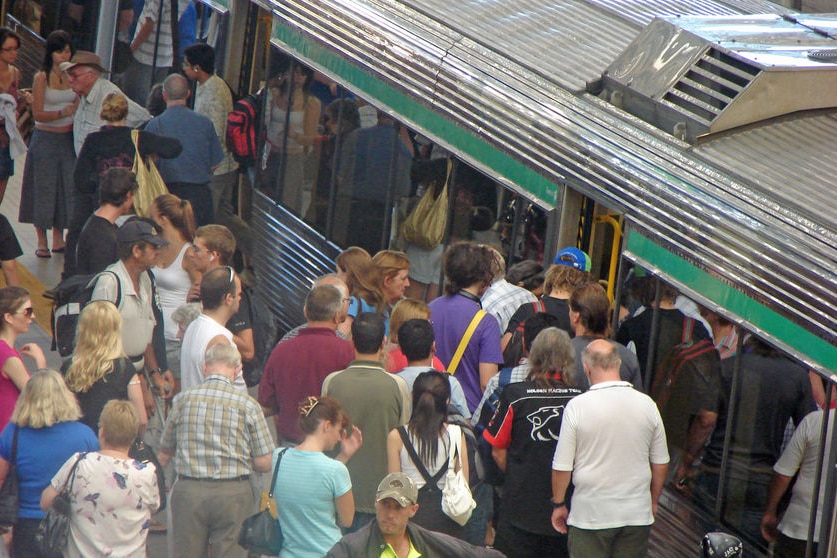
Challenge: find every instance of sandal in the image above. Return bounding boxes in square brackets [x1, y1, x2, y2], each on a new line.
[35, 248, 51, 258]
[51, 246, 66, 253]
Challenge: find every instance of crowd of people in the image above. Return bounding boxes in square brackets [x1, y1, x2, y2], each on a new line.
[0, 17, 826, 558]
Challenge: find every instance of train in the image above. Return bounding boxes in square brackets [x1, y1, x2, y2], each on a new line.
[5, 0, 836, 555]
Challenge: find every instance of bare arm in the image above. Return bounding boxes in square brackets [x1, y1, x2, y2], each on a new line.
[40, 485, 59, 511]
[478, 362, 499, 394]
[253, 452, 273, 473]
[0, 456, 9, 488]
[130, 17, 154, 51]
[337, 315, 353, 339]
[386, 429, 403, 473]
[233, 329, 255, 362]
[761, 472, 793, 543]
[294, 97, 323, 147]
[551, 469, 572, 534]
[650, 462, 668, 517]
[127, 375, 149, 436]
[3, 357, 31, 391]
[459, 431, 470, 481]
[491, 447, 507, 473]
[157, 447, 173, 469]
[500, 332, 513, 352]
[674, 409, 717, 488]
[335, 490, 355, 528]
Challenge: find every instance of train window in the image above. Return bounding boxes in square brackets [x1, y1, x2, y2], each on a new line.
[616, 269, 832, 556]
[254, 48, 551, 286]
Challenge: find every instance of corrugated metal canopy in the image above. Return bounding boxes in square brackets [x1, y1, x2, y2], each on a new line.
[263, 0, 836, 375]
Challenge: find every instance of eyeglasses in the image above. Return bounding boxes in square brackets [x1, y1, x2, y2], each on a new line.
[16, 307, 33, 317]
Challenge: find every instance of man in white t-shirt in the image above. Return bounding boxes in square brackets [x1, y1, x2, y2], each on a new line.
[179, 266, 243, 392]
[551, 339, 669, 558]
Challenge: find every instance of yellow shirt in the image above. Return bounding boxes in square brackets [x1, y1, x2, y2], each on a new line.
[380, 538, 422, 558]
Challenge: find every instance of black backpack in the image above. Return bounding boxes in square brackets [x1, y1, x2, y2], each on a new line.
[51, 271, 121, 357]
[473, 366, 516, 486]
[501, 299, 545, 368]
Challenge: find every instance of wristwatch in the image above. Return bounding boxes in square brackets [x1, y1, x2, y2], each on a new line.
[551, 498, 566, 508]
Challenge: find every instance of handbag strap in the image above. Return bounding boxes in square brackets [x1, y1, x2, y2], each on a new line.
[9, 425, 17, 465]
[267, 448, 288, 498]
[446, 424, 462, 470]
[63, 452, 87, 492]
[397, 426, 446, 488]
[131, 129, 141, 160]
[447, 310, 486, 375]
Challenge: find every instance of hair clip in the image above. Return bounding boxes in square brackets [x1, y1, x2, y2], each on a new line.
[301, 396, 320, 417]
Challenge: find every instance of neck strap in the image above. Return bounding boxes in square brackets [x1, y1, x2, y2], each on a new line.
[457, 289, 482, 308]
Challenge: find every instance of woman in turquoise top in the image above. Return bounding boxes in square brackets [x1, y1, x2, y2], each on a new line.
[273, 396, 363, 558]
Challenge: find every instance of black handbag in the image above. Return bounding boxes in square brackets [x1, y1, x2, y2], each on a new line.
[36, 452, 86, 558]
[0, 426, 19, 526]
[238, 448, 287, 556]
[129, 438, 167, 512]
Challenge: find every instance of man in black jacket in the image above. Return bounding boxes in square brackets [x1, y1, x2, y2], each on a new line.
[327, 473, 505, 558]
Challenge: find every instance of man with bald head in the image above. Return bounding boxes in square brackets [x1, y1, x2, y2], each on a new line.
[551, 339, 669, 558]
[144, 73, 223, 226]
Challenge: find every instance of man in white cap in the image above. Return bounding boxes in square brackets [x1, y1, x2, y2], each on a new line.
[326, 472, 504, 558]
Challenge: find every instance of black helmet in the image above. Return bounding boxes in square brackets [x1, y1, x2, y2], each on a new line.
[701, 532, 743, 558]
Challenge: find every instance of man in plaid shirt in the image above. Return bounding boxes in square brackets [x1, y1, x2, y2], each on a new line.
[159, 343, 274, 558]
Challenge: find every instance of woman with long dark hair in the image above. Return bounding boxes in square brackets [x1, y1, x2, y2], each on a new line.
[386, 371, 470, 537]
[18, 30, 77, 257]
[0, 27, 27, 206]
[272, 396, 362, 557]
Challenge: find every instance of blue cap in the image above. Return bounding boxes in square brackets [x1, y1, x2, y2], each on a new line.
[553, 247, 591, 271]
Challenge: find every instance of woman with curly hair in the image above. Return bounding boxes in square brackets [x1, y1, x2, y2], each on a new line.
[63, 301, 147, 434]
[335, 246, 384, 338]
[0, 370, 98, 556]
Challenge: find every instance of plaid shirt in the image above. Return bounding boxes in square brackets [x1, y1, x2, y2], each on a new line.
[481, 279, 538, 333]
[160, 375, 274, 479]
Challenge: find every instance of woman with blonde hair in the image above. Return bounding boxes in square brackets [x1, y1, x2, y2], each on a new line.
[385, 298, 444, 372]
[0, 286, 47, 434]
[42, 400, 159, 558]
[66, 92, 182, 276]
[335, 246, 384, 338]
[150, 194, 200, 394]
[63, 301, 147, 434]
[0, 370, 98, 556]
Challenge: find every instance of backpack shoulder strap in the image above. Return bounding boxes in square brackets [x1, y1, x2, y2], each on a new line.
[447, 310, 486, 375]
[534, 299, 545, 313]
[91, 270, 122, 308]
[681, 316, 695, 343]
[397, 426, 446, 487]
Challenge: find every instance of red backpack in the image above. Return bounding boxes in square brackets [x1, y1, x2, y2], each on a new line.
[226, 91, 263, 166]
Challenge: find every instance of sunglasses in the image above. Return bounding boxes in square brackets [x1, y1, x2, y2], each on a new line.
[17, 307, 33, 317]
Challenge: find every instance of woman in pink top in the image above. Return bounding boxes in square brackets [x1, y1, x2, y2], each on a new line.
[0, 287, 46, 432]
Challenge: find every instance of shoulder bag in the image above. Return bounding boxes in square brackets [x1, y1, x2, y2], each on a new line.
[36, 452, 86, 558]
[441, 424, 476, 526]
[401, 158, 451, 249]
[0, 426, 19, 526]
[446, 310, 486, 375]
[131, 129, 169, 217]
[238, 448, 287, 555]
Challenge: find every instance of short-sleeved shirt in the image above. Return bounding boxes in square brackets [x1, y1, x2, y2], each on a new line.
[144, 105, 224, 185]
[51, 452, 159, 558]
[76, 215, 118, 276]
[428, 294, 503, 413]
[74, 79, 150, 154]
[570, 336, 643, 392]
[774, 411, 831, 540]
[552, 381, 669, 530]
[504, 296, 573, 338]
[273, 448, 352, 558]
[396, 366, 471, 419]
[0, 340, 22, 432]
[132, 0, 190, 68]
[91, 261, 156, 368]
[258, 327, 354, 443]
[322, 361, 411, 513]
[481, 279, 537, 333]
[160, 374, 274, 479]
[0, 421, 99, 519]
[64, 356, 137, 431]
[484, 380, 581, 535]
[194, 73, 237, 175]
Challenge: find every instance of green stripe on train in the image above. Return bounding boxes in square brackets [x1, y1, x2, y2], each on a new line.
[269, 17, 559, 207]
[627, 232, 836, 375]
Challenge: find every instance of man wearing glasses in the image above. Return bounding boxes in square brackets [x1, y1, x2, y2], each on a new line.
[179, 265, 245, 393]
